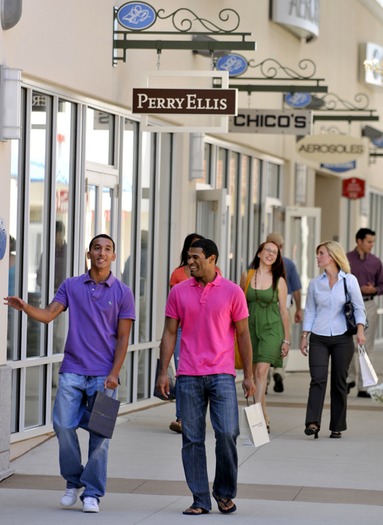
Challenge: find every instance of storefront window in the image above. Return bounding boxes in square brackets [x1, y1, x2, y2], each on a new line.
[216, 147, 228, 189]
[27, 91, 51, 358]
[7, 137, 20, 361]
[120, 119, 137, 286]
[51, 99, 75, 354]
[85, 108, 115, 165]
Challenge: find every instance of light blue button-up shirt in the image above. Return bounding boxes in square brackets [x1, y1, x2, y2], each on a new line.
[303, 270, 366, 336]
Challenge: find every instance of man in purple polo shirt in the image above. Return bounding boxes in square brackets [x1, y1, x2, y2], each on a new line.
[5, 234, 135, 513]
[156, 238, 255, 516]
[347, 228, 383, 397]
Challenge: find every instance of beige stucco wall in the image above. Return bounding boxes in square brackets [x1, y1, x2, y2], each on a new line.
[2, 0, 382, 175]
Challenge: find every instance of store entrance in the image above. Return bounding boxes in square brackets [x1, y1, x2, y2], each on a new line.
[285, 206, 321, 370]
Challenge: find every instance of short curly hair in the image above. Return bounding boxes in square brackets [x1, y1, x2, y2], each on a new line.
[190, 238, 219, 263]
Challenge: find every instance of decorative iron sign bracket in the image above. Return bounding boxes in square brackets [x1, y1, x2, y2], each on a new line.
[222, 58, 328, 93]
[308, 92, 379, 123]
[113, 3, 256, 65]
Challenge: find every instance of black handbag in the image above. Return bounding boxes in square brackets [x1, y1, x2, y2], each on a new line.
[343, 278, 357, 335]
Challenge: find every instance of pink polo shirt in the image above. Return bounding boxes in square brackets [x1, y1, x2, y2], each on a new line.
[165, 273, 249, 376]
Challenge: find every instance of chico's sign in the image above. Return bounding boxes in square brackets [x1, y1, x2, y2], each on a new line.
[297, 134, 365, 163]
[132, 88, 237, 115]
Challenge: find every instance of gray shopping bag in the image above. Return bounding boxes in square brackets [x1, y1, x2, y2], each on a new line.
[88, 390, 120, 439]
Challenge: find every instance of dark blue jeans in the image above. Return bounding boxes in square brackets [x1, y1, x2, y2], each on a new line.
[177, 374, 239, 511]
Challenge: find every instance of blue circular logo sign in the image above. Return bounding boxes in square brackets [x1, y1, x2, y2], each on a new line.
[117, 2, 156, 31]
[285, 92, 312, 109]
[372, 136, 383, 148]
[216, 54, 248, 77]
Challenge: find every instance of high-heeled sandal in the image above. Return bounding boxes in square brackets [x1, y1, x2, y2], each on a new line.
[330, 431, 342, 439]
[304, 424, 319, 439]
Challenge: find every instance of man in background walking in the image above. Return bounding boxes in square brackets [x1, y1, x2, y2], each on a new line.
[347, 228, 383, 397]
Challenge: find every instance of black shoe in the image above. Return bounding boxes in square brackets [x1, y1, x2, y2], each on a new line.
[347, 381, 355, 394]
[330, 431, 342, 439]
[273, 373, 284, 393]
[357, 391, 371, 398]
[304, 424, 319, 439]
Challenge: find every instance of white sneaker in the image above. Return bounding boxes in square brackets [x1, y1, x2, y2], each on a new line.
[60, 487, 81, 507]
[82, 497, 100, 513]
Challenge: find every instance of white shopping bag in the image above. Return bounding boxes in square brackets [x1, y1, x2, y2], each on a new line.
[239, 406, 254, 446]
[358, 344, 378, 387]
[243, 401, 270, 448]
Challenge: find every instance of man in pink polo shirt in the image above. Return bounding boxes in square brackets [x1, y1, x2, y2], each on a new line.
[157, 238, 255, 516]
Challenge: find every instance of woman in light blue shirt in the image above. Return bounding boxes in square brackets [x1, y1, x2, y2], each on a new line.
[300, 241, 366, 439]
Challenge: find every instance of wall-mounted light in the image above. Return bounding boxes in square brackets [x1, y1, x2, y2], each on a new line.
[0, 65, 22, 141]
[1, 0, 22, 30]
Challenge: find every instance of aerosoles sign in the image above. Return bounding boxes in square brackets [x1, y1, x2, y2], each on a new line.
[132, 88, 237, 115]
[296, 135, 365, 163]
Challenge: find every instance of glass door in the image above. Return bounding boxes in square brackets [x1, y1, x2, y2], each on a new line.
[284, 206, 321, 369]
[85, 170, 118, 269]
[196, 188, 228, 277]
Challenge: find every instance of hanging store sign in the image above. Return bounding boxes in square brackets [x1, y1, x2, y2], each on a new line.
[216, 54, 248, 77]
[270, 0, 320, 40]
[117, 2, 157, 30]
[229, 109, 312, 135]
[132, 88, 237, 115]
[284, 93, 312, 108]
[342, 177, 365, 200]
[320, 161, 356, 173]
[297, 135, 365, 163]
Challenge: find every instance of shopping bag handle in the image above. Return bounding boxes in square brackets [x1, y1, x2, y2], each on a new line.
[245, 396, 256, 406]
[358, 344, 366, 355]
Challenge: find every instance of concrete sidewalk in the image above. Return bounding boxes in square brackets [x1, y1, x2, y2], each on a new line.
[1, 348, 383, 525]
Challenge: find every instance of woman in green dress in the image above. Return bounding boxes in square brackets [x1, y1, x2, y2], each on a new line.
[240, 241, 290, 431]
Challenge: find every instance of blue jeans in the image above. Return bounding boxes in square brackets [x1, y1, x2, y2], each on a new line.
[174, 327, 182, 420]
[53, 373, 115, 501]
[177, 374, 239, 511]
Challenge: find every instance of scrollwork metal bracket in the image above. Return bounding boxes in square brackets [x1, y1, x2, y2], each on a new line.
[308, 92, 379, 122]
[227, 58, 328, 93]
[113, 4, 256, 65]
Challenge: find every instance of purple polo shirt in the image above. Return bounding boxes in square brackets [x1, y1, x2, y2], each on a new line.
[165, 273, 249, 377]
[347, 249, 383, 296]
[54, 272, 135, 375]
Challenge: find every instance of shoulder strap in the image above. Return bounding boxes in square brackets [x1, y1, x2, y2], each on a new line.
[343, 275, 350, 299]
[244, 269, 255, 294]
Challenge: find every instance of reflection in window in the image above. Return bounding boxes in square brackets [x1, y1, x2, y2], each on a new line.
[266, 162, 281, 198]
[138, 132, 152, 344]
[229, 152, 239, 282]
[8, 138, 20, 361]
[25, 365, 46, 428]
[202, 142, 211, 184]
[120, 119, 136, 288]
[217, 147, 227, 189]
[52, 100, 75, 354]
[86, 108, 115, 165]
[27, 91, 50, 359]
[240, 155, 249, 274]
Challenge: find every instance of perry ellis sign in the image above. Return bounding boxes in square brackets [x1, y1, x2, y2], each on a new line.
[297, 134, 365, 163]
[132, 88, 237, 115]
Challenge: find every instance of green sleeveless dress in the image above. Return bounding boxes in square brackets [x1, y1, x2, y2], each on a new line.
[246, 282, 283, 367]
